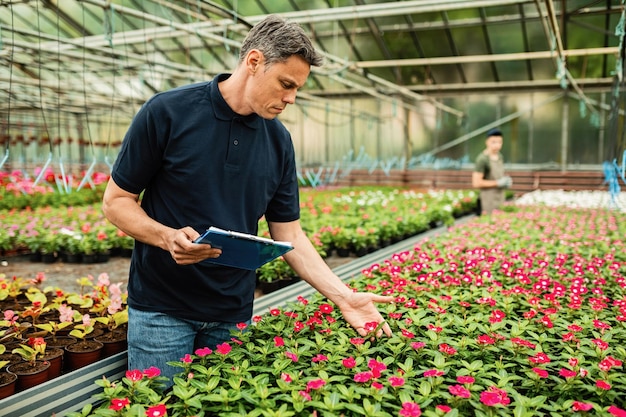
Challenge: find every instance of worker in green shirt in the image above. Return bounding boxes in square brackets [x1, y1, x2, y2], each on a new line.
[472, 128, 512, 214]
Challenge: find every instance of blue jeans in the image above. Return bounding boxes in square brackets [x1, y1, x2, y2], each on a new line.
[127, 307, 244, 387]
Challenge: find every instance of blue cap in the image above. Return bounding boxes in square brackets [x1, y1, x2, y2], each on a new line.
[486, 128, 502, 138]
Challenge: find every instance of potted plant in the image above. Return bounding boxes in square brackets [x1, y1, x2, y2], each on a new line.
[64, 313, 103, 372]
[0, 345, 18, 400]
[8, 337, 51, 391]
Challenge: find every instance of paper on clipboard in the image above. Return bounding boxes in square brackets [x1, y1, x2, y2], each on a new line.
[193, 226, 293, 270]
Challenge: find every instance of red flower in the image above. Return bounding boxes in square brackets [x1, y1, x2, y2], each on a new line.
[194, 347, 212, 357]
[342, 357, 356, 368]
[449, 384, 471, 398]
[216, 343, 231, 355]
[109, 398, 130, 411]
[236, 322, 247, 331]
[388, 376, 405, 387]
[438, 343, 457, 355]
[531, 368, 548, 378]
[143, 366, 161, 378]
[477, 334, 495, 345]
[125, 369, 143, 382]
[350, 337, 365, 345]
[145, 404, 167, 417]
[489, 309, 506, 323]
[592, 338, 609, 350]
[319, 303, 333, 314]
[274, 336, 285, 347]
[401, 329, 415, 339]
[559, 368, 577, 378]
[281, 373, 292, 383]
[436, 404, 452, 413]
[529, 352, 551, 364]
[572, 401, 593, 411]
[180, 354, 193, 363]
[596, 380, 611, 390]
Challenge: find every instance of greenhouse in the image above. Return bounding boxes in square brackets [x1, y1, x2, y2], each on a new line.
[1, 1, 626, 416]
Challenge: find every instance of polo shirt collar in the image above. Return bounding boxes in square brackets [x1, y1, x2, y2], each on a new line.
[210, 73, 261, 129]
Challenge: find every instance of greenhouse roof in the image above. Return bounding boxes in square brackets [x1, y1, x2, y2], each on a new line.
[0, 0, 624, 121]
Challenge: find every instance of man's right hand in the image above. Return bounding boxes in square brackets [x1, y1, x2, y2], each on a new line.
[496, 176, 512, 189]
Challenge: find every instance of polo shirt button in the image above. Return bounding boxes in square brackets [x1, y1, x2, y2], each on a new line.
[233, 139, 239, 145]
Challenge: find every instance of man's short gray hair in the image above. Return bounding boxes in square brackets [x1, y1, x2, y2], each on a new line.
[239, 15, 324, 68]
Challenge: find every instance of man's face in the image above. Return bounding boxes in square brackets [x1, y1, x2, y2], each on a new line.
[246, 54, 311, 119]
[486, 135, 503, 153]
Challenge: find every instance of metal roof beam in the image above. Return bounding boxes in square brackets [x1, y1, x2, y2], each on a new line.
[354, 47, 619, 68]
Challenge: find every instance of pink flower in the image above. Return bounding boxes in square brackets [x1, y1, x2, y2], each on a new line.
[423, 369, 444, 377]
[109, 398, 130, 411]
[281, 373, 292, 383]
[609, 405, 626, 416]
[388, 376, 405, 387]
[592, 339, 609, 350]
[299, 390, 311, 401]
[236, 322, 247, 331]
[354, 371, 373, 383]
[145, 404, 167, 417]
[572, 401, 593, 411]
[449, 384, 471, 398]
[411, 342, 426, 350]
[479, 386, 510, 407]
[531, 368, 548, 378]
[312, 354, 328, 363]
[372, 381, 384, 390]
[399, 402, 421, 417]
[180, 354, 193, 363]
[143, 366, 161, 378]
[436, 405, 452, 413]
[368, 359, 387, 377]
[194, 347, 212, 357]
[125, 369, 143, 382]
[342, 357, 357, 368]
[596, 380, 611, 390]
[306, 379, 326, 390]
[559, 368, 577, 378]
[216, 343, 231, 355]
[273, 336, 285, 347]
[285, 351, 299, 362]
[456, 375, 475, 384]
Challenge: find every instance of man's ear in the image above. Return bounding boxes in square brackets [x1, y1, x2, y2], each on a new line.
[246, 49, 264, 74]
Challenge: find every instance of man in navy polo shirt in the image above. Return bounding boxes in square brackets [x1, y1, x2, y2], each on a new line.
[102, 15, 393, 385]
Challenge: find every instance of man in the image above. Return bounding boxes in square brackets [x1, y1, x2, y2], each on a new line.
[102, 15, 393, 384]
[472, 128, 512, 214]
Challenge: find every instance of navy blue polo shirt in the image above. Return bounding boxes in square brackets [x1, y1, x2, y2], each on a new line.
[111, 73, 300, 322]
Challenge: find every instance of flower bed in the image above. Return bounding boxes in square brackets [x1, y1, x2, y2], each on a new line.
[60, 203, 626, 416]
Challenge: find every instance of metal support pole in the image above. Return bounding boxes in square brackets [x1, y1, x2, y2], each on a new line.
[561, 94, 569, 172]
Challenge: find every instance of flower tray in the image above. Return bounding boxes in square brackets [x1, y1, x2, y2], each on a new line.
[0, 221, 455, 417]
[0, 352, 127, 417]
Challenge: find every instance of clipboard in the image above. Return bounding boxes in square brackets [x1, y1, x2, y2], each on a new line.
[193, 226, 294, 270]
